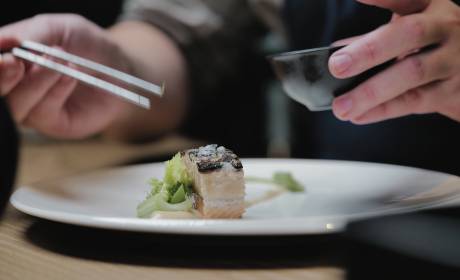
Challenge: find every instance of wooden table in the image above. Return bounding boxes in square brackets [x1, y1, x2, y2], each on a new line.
[0, 136, 344, 280]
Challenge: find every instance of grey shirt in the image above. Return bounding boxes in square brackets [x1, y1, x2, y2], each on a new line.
[120, 0, 284, 94]
[120, 0, 281, 156]
[121, 0, 284, 44]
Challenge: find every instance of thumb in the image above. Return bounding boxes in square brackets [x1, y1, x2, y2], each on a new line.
[357, 0, 431, 15]
[0, 38, 20, 52]
[331, 34, 365, 47]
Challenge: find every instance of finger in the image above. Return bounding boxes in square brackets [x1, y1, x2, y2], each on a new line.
[0, 15, 56, 45]
[331, 35, 365, 47]
[391, 14, 401, 21]
[24, 75, 77, 134]
[429, 76, 460, 122]
[357, 0, 430, 15]
[0, 37, 20, 51]
[329, 14, 445, 78]
[6, 63, 61, 123]
[0, 53, 25, 95]
[332, 48, 452, 120]
[350, 81, 442, 124]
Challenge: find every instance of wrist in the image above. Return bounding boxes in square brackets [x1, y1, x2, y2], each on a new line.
[102, 21, 189, 142]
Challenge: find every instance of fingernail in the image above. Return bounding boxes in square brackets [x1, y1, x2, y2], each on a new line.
[334, 97, 353, 119]
[351, 117, 367, 125]
[330, 53, 352, 74]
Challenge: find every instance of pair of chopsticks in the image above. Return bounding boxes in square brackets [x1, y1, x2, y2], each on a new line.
[9, 41, 164, 109]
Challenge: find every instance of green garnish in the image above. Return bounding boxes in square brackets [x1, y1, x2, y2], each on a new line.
[170, 185, 187, 204]
[137, 153, 194, 218]
[164, 153, 192, 187]
[245, 171, 305, 192]
[147, 178, 163, 197]
[272, 172, 304, 192]
[137, 190, 193, 218]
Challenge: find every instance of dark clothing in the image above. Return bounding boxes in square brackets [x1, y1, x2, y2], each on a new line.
[0, 98, 18, 217]
[283, 0, 460, 175]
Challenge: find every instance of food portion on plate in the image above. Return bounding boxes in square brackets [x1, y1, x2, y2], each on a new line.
[12, 156, 456, 234]
[137, 144, 245, 219]
[244, 171, 305, 207]
[245, 172, 305, 193]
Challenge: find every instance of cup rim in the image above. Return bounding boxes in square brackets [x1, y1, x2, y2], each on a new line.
[267, 45, 343, 60]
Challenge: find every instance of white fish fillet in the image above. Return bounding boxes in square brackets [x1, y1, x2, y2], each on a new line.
[182, 144, 245, 219]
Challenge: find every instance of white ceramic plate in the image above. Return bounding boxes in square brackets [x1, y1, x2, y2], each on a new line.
[11, 159, 460, 235]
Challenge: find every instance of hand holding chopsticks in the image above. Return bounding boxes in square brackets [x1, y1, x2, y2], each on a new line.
[10, 41, 164, 109]
[0, 14, 186, 141]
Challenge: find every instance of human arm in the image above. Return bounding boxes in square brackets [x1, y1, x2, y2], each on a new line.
[0, 14, 188, 140]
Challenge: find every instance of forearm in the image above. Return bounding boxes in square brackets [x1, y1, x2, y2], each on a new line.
[103, 21, 189, 141]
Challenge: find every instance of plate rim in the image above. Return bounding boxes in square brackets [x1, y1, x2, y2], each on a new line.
[10, 158, 460, 236]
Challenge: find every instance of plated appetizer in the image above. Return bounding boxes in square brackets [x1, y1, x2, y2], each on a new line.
[137, 144, 245, 219]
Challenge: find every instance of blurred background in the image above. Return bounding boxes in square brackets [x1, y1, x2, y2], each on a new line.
[0, 0, 124, 28]
[0, 0, 283, 164]
[2, 0, 460, 178]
